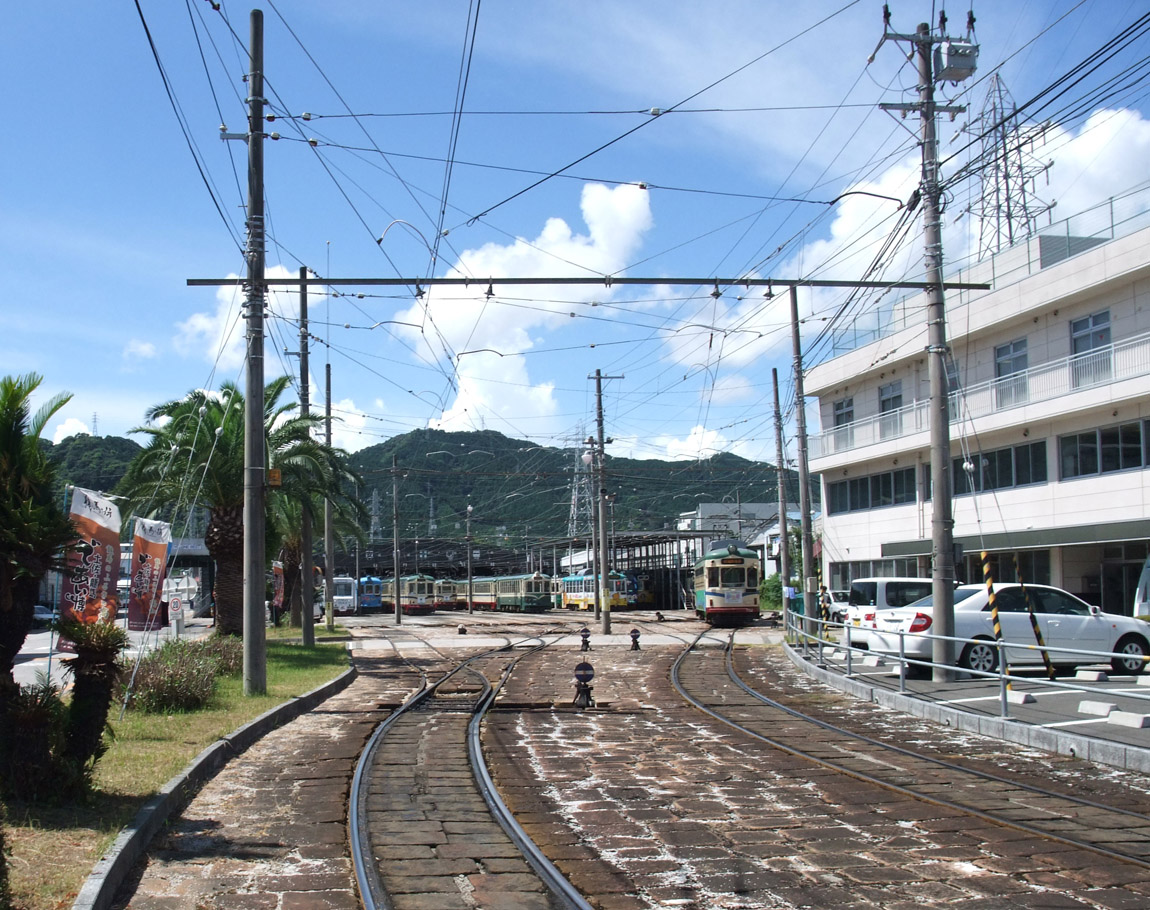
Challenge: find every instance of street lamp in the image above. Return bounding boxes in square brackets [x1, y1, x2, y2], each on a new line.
[465, 502, 474, 615]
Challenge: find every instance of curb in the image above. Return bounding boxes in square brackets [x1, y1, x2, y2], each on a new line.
[783, 644, 1150, 774]
[72, 664, 357, 910]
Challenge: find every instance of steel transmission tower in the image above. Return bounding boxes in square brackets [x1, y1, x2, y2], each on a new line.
[968, 74, 1053, 258]
[566, 431, 595, 542]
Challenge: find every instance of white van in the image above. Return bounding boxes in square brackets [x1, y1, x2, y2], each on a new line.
[845, 577, 934, 649]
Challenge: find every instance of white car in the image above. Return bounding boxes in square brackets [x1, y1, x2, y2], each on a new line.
[843, 577, 934, 649]
[870, 583, 1150, 675]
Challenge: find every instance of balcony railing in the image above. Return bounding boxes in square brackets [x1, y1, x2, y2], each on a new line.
[811, 330, 1150, 459]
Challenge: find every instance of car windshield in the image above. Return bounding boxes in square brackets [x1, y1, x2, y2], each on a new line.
[903, 586, 982, 609]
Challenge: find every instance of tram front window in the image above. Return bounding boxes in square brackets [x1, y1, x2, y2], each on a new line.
[720, 567, 746, 587]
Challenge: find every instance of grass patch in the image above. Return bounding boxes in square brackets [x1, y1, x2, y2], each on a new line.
[3, 638, 349, 910]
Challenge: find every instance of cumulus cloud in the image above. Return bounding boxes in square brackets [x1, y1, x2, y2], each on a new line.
[394, 182, 653, 435]
[52, 417, 91, 443]
[174, 264, 304, 371]
[123, 339, 157, 360]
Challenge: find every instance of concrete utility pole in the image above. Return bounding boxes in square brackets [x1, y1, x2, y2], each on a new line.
[789, 286, 815, 630]
[466, 501, 473, 615]
[299, 267, 314, 647]
[772, 368, 790, 610]
[241, 9, 267, 696]
[324, 364, 335, 631]
[591, 369, 623, 635]
[392, 454, 402, 625]
[877, 14, 974, 680]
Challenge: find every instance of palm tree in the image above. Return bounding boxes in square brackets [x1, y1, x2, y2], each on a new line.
[119, 376, 362, 636]
[269, 489, 365, 627]
[0, 374, 76, 704]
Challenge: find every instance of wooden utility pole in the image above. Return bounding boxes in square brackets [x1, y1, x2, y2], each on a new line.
[591, 369, 623, 635]
[241, 9, 267, 696]
[299, 267, 314, 647]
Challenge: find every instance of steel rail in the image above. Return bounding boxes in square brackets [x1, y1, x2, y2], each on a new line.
[669, 631, 1150, 870]
[469, 641, 594, 910]
[350, 631, 589, 910]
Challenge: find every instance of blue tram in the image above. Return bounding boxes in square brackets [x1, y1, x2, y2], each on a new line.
[693, 543, 760, 625]
[358, 576, 384, 612]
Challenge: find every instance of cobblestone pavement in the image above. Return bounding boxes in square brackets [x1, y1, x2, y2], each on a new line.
[112, 651, 414, 910]
[487, 644, 1150, 909]
[109, 635, 1150, 910]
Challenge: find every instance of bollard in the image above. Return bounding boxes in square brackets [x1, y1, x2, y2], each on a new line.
[580, 627, 591, 651]
[630, 628, 641, 651]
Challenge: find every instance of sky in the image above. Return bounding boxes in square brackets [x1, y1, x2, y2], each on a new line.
[4, 1, 1150, 464]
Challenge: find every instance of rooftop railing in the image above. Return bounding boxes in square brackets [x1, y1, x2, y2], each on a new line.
[812, 329, 1150, 458]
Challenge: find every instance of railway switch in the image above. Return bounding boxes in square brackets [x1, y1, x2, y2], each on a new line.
[573, 661, 595, 709]
[580, 628, 592, 651]
[458, 625, 467, 634]
[630, 628, 641, 650]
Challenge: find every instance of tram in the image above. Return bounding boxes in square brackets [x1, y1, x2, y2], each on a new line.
[331, 575, 358, 615]
[433, 579, 458, 611]
[495, 573, 553, 613]
[358, 576, 384, 612]
[397, 573, 436, 615]
[560, 569, 629, 611]
[693, 542, 761, 625]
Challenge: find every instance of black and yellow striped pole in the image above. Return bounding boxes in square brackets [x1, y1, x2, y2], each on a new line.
[982, 551, 1011, 685]
[1014, 554, 1056, 680]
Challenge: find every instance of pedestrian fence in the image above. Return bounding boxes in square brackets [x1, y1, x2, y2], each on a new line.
[782, 608, 1150, 720]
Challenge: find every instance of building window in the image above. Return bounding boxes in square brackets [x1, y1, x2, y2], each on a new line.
[952, 441, 1047, 496]
[1070, 310, 1111, 388]
[1061, 421, 1148, 479]
[827, 467, 916, 514]
[994, 339, 1028, 409]
[832, 397, 854, 451]
[878, 381, 903, 439]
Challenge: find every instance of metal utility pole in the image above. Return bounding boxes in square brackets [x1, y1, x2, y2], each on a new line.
[772, 368, 790, 609]
[241, 9, 267, 696]
[876, 13, 976, 680]
[299, 267, 314, 647]
[391, 454, 402, 625]
[324, 364, 335, 631]
[788, 286, 815, 630]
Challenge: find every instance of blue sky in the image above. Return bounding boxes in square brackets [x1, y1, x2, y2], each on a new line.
[4, 1, 1149, 462]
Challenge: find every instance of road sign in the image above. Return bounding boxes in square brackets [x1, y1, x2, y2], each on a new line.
[170, 597, 182, 615]
[574, 662, 595, 683]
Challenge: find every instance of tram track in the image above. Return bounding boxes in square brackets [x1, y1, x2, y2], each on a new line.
[672, 630, 1150, 871]
[350, 632, 591, 910]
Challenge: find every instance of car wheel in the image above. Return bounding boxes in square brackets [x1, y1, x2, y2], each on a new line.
[1111, 635, 1149, 676]
[959, 638, 998, 674]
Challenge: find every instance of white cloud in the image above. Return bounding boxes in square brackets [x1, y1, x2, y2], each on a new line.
[52, 417, 90, 443]
[329, 397, 370, 453]
[175, 264, 305, 372]
[123, 338, 157, 360]
[394, 183, 653, 435]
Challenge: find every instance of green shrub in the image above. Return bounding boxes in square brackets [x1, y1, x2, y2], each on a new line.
[0, 796, 9, 910]
[123, 639, 220, 713]
[0, 676, 86, 803]
[194, 634, 243, 677]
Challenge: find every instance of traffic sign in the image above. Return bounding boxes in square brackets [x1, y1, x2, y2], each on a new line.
[170, 597, 182, 615]
[574, 662, 595, 683]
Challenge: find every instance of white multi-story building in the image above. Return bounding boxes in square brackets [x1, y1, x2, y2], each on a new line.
[806, 185, 1150, 615]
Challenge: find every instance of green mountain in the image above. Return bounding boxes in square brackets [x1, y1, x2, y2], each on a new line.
[41, 434, 143, 502]
[347, 427, 810, 543]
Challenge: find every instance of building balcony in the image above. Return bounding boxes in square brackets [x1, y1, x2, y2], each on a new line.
[811, 330, 1150, 462]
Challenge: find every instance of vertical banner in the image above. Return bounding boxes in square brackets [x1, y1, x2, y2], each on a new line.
[61, 487, 122, 628]
[272, 561, 285, 618]
[128, 518, 171, 632]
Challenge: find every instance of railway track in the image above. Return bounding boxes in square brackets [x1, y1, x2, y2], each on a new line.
[673, 631, 1150, 870]
[350, 635, 591, 910]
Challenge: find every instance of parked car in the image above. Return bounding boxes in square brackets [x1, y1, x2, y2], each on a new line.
[31, 604, 55, 629]
[828, 590, 849, 624]
[844, 577, 934, 649]
[869, 583, 1150, 675]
